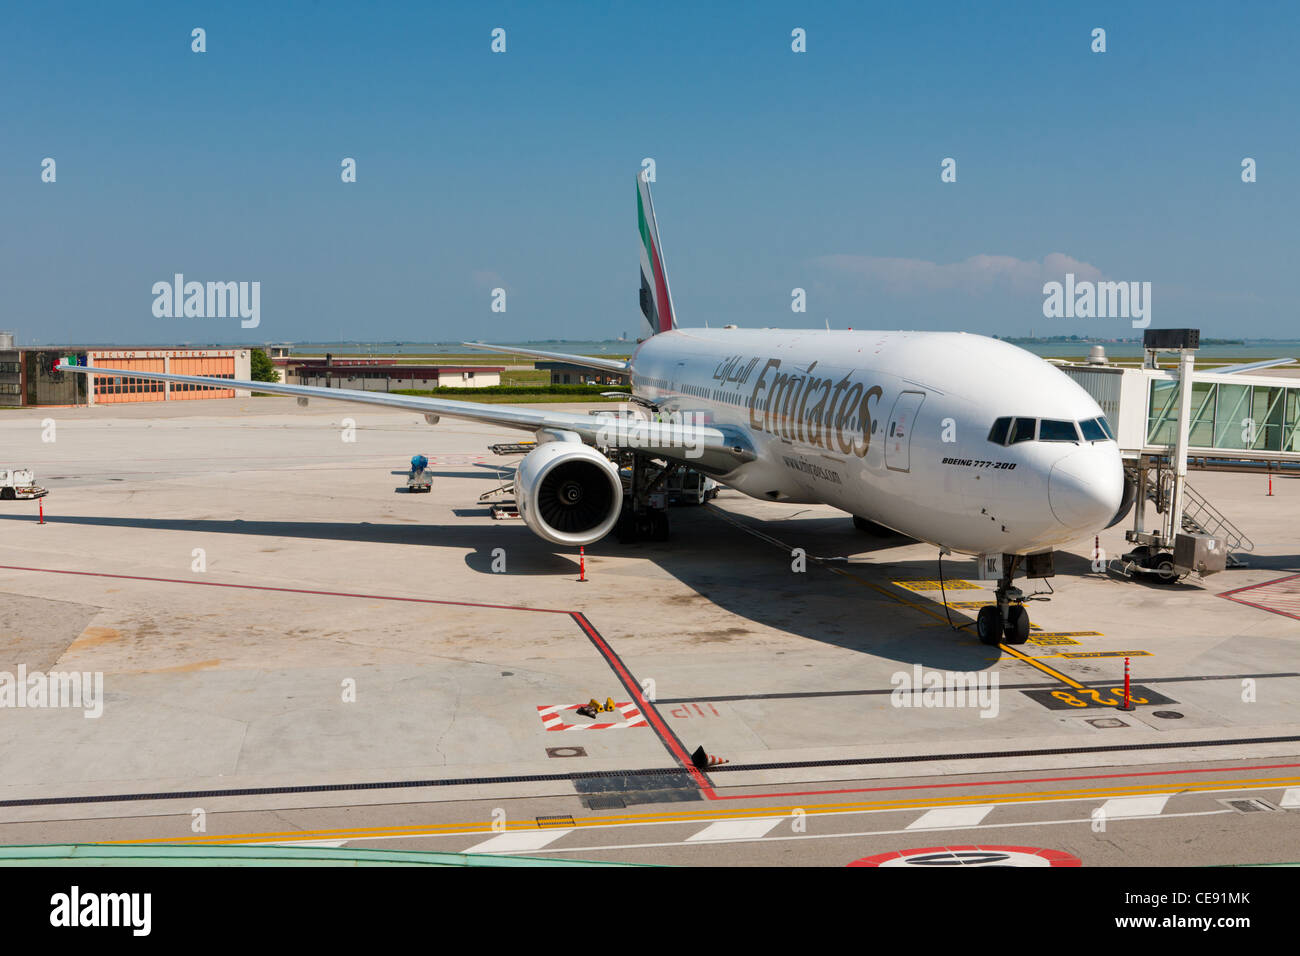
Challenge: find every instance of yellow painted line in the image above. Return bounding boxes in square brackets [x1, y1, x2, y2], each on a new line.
[893, 579, 982, 592]
[703, 505, 979, 629]
[1033, 631, 1104, 638]
[100, 773, 1300, 847]
[702, 504, 1090, 686]
[1027, 636, 1081, 647]
[996, 642, 1086, 689]
[1044, 650, 1153, 660]
[826, 566, 955, 624]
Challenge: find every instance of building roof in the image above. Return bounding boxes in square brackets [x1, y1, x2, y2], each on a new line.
[295, 364, 504, 375]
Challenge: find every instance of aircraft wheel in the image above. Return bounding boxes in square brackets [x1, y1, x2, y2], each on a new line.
[976, 606, 1002, 645]
[1153, 556, 1178, 584]
[614, 510, 638, 543]
[1004, 605, 1030, 644]
[0, 488, 14, 501]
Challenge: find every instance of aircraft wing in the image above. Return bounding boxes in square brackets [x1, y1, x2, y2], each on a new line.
[55, 363, 754, 473]
[461, 342, 630, 375]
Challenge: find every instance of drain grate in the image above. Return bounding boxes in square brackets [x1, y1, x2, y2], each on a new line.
[536, 814, 576, 828]
[1219, 798, 1277, 813]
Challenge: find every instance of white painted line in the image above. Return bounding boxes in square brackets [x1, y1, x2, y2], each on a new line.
[1097, 795, 1171, 819]
[525, 809, 1235, 855]
[464, 829, 574, 854]
[906, 805, 994, 830]
[1279, 788, 1300, 808]
[240, 780, 1293, 850]
[246, 839, 350, 848]
[685, 817, 786, 842]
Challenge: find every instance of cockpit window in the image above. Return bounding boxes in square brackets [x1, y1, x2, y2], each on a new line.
[987, 417, 1011, 445]
[1097, 416, 1115, 440]
[1079, 418, 1107, 442]
[1008, 417, 1036, 444]
[1039, 419, 1080, 442]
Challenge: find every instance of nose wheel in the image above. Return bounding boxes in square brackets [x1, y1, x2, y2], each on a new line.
[976, 558, 1031, 645]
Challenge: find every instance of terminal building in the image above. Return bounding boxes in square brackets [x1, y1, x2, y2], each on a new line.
[535, 360, 629, 386]
[285, 358, 503, 390]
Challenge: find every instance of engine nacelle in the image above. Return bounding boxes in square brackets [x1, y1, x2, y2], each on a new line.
[515, 441, 623, 546]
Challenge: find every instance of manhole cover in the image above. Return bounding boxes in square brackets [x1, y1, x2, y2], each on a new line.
[1152, 710, 1184, 719]
[546, 746, 587, 758]
[850, 845, 1081, 867]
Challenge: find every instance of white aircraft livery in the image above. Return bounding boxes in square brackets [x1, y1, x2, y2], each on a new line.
[56, 171, 1128, 645]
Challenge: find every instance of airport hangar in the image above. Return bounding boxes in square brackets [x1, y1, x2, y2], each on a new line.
[0, 335, 251, 406]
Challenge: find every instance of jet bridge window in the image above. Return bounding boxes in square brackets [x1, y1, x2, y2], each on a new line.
[1039, 419, 1081, 442]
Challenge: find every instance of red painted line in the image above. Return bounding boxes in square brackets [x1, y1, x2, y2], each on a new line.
[12, 565, 1287, 805]
[1216, 572, 1300, 599]
[570, 612, 715, 796]
[1217, 573, 1300, 622]
[705, 761, 1300, 801]
[0, 563, 710, 792]
[0, 564, 571, 615]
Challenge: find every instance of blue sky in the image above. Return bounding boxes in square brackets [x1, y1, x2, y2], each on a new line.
[3, 1, 1296, 345]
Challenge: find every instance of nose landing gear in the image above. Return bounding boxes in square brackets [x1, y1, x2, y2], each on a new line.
[975, 556, 1031, 646]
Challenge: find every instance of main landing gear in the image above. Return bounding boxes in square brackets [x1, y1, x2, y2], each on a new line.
[613, 451, 672, 544]
[975, 554, 1031, 646]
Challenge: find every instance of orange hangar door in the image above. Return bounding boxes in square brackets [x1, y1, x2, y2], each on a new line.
[93, 356, 166, 404]
[170, 354, 235, 400]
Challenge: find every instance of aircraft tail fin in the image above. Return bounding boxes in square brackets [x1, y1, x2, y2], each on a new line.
[637, 171, 678, 336]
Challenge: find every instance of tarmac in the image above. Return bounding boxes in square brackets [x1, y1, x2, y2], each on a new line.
[1, 396, 1298, 866]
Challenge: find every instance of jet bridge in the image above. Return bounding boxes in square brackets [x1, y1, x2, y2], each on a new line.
[1057, 328, 1300, 583]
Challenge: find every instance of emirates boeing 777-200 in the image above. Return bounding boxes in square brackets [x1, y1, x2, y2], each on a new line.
[57, 171, 1130, 645]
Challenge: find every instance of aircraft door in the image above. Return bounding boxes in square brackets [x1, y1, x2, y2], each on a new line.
[885, 390, 926, 473]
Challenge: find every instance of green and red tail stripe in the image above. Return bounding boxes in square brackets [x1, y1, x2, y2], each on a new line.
[637, 172, 678, 335]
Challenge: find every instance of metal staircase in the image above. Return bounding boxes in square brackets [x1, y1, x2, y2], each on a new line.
[1145, 472, 1253, 565]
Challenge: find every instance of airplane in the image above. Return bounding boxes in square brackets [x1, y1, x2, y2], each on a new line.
[55, 171, 1130, 647]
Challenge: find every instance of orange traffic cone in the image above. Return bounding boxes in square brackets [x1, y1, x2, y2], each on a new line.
[691, 745, 729, 769]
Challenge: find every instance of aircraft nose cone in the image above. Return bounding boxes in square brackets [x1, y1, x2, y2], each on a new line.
[1048, 446, 1125, 531]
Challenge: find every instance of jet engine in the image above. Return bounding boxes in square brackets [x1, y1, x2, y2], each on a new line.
[515, 441, 623, 546]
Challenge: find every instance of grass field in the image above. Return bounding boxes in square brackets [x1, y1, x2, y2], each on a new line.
[391, 384, 630, 403]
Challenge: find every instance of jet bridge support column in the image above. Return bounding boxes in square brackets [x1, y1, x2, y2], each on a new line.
[1166, 348, 1195, 542]
[1116, 329, 1206, 584]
